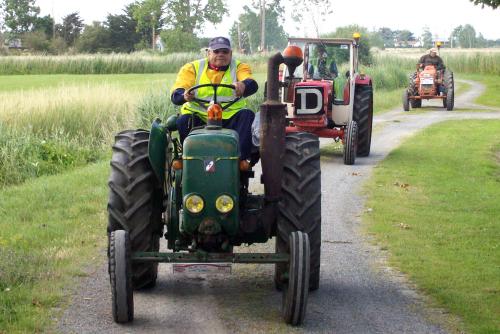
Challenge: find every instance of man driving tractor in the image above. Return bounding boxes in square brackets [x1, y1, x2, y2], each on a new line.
[170, 36, 258, 160]
[418, 47, 446, 70]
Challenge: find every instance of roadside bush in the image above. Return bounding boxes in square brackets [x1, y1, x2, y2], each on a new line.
[0, 85, 139, 187]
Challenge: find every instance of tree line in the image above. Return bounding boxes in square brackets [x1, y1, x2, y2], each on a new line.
[0, 0, 498, 55]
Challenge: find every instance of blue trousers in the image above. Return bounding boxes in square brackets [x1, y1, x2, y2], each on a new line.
[176, 109, 255, 160]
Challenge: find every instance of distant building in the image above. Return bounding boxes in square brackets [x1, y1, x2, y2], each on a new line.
[7, 38, 23, 49]
[433, 38, 449, 48]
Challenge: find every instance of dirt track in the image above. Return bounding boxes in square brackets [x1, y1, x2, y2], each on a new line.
[57, 80, 500, 333]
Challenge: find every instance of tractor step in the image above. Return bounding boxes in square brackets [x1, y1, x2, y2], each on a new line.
[132, 251, 289, 264]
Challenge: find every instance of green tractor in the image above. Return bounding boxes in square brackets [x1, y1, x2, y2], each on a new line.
[107, 47, 321, 325]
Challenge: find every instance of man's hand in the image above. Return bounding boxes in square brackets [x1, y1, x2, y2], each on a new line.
[183, 90, 195, 102]
[234, 81, 246, 97]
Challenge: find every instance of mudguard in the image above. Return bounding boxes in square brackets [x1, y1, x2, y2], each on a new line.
[149, 118, 167, 184]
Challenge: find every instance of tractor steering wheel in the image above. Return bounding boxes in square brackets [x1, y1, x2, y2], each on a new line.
[187, 83, 242, 111]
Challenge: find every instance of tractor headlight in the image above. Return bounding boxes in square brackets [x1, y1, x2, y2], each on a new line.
[215, 195, 234, 213]
[184, 194, 204, 214]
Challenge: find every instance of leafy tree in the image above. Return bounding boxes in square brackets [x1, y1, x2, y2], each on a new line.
[367, 30, 384, 49]
[132, 0, 166, 49]
[229, 4, 287, 52]
[458, 24, 476, 48]
[394, 30, 415, 47]
[106, 5, 141, 53]
[22, 30, 50, 51]
[60, 12, 84, 46]
[165, 0, 227, 34]
[33, 14, 54, 39]
[378, 27, 395, 48]
[475, 33, 487, 47]
[1, 0, 39, 35]
[160, 28, 200, 52]
[77, 21, 111, 53]
[450, 25, 462, 48]
[421, 27, 433, 49]
[322, 25, 373, 65]
[469, 0, 499, 9]
[229, 6, 259, 52]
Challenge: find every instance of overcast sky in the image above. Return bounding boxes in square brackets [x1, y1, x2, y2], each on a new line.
[36, 0, 500, 40]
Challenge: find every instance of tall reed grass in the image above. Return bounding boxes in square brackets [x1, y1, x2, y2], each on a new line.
[0, 85, 143, 187]
[0, 52, 269, 75]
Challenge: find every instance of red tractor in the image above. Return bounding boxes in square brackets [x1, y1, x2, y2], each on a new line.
[279, 34, 373, 165]
[403, 64, 454, 111]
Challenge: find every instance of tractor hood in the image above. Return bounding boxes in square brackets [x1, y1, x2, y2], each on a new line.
[181, 128, 240, 239]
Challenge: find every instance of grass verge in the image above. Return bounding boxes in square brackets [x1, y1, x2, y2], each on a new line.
[0, 161, 109, 333]
[364, 119, 500, 334]
[458, 74, 500, 108]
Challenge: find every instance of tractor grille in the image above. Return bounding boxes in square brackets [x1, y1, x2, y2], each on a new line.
[294, 86, 324, 115]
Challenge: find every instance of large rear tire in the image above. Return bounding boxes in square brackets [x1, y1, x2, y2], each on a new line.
[282, 231, 310, 326]
[444, 70, 454, 111]
[109, 230, 134, 323]
[352, 85, 373, 157]
[275, 132, 321, 291]
[108, 130, 163, 289]
[343, 120, 357, 165]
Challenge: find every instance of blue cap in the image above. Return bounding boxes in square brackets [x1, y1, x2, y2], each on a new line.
[208, 37, 231, 50]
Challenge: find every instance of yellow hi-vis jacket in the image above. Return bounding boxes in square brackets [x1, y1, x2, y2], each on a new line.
[178, 58, 247, 121]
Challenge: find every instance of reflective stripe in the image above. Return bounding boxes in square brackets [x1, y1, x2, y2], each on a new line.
[194, 59, 205, 99]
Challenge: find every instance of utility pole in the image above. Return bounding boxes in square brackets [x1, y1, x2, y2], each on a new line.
[260, 0, 265, 52]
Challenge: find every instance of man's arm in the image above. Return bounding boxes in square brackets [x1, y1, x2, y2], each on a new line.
[170, 63, 196, 105]
[418, 55, 427, 67]
[437, 56, 446, 70]
[236, 62, 258, 97]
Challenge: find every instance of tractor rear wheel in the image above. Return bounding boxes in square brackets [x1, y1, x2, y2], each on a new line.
[343, 120, 357, 165]
[276, 132, 321, 291]
[353, 85, 373, 157]
[444, 70, 454, 111]
[108, 130, 163, 289]
[282, 231, 310, 326]
[109, 230, 134, 323]
[402, 90, 410, 111]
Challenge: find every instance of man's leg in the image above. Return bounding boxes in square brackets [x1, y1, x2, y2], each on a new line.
[223, 109, 255, 160]
[176, 114, 204, 143]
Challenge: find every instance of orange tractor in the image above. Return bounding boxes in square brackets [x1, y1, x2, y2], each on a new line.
[403, 63, 454, 111]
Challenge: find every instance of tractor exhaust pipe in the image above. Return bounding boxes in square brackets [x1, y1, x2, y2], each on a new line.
[260, 53, 287, 236]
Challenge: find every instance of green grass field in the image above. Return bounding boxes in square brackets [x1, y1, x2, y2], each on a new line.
[0, 161, 109, 333]
[364, 120, 500, 334]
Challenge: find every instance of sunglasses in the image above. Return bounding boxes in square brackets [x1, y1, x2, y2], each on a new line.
[212, 49, 230, 55]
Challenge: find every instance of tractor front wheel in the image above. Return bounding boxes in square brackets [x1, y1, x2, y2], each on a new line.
[353, 85, 373, 157]
[107, 130, 163, 289]
[282, 231, 310, 326]
[109, 230, 134, 323]
[343, 120, 358, 165]
[402, 90, 410, 111]
[276, 132, 321, 291]
[444, 70, 454, 111]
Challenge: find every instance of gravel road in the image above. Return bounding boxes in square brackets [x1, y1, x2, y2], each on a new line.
[57, 80, 500, 334]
